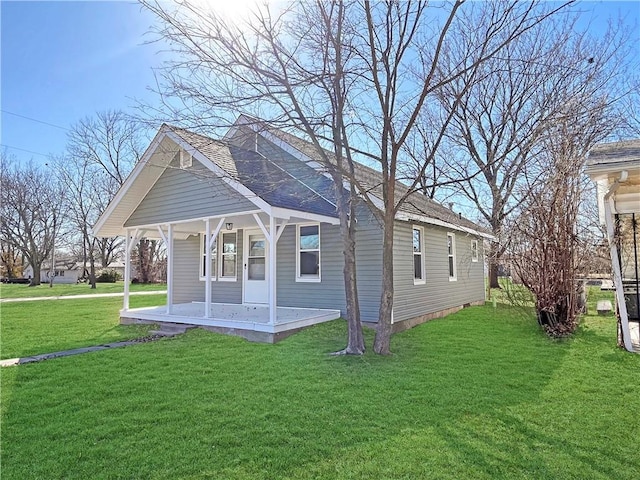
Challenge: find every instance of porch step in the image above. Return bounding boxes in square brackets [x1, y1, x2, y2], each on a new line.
[149, 322, 196, 336]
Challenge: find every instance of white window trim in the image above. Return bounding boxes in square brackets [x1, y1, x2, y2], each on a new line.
[448, 232, 457, 281]
[296, 223, 321, 283]
[219, 231, 238, 282]
[413, 225, 425, 285]
[471, 239, 479, 263]
[199, 233, 217, 282]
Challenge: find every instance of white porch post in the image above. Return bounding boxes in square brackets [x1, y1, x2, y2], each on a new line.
[205, 218, 212, 318]
[204, 218, 226, 318]
[124, 228, 140, 311]
[167, 224, 174, 314]
[605, 197, 633, 352]
[269, 215, 277, 325]
[124, 229, 131, 311]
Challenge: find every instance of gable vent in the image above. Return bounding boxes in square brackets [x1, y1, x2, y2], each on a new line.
[180, 150, 192, 169]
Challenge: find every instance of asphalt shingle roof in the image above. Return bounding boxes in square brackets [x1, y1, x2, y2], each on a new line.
[250, 121, 491, 235]
[167, 125, 338, 218]
[587, 139, 640, 167]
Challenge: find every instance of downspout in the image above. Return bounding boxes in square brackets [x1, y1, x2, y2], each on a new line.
[603, 170, 634, 352]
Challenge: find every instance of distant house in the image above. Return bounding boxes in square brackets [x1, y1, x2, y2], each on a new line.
[586, 139, 640, 353]
[94, 117, 493, 342]
[23, 258, 81, 284]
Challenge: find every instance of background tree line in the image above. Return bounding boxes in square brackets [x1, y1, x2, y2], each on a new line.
[1, 111, 166, 287]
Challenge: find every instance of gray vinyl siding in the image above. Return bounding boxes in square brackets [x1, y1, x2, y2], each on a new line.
[392, 221, 485, 323]
[276, 205, 382, 321]
[172, 232, 243, 305]
[172, 235, 203, 304]
[125, 158, 256, 227]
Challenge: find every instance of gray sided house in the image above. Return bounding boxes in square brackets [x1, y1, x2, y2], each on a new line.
[94, 117, 492, 342]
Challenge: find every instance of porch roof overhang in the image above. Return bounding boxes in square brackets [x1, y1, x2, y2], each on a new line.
[113, 209, 340, 241]
[586, 163, 640, 217]
[93, 126, 339, 238]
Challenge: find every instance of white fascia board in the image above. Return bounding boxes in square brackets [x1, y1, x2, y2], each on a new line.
[271, 207, 340, 225]
[164, 130, 273, 215]
[396, 211, 495, 240]
[93, 127, 171, 237]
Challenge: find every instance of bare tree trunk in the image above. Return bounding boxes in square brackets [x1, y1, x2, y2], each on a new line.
[374, 212, 395, 355]
[489, 255, 501, 289]
[30, 264, 41, 287]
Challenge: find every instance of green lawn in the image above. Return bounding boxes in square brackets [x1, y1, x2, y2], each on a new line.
[1, 290, 638, 479]
[0, 281, 166, 299]
[0, 295, 166, 359]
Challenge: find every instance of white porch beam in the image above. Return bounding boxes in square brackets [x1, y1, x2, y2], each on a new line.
[167, 224, 174, 314]
[124, 229, 131, 311]
[205, 218, 212, 318]
[275, 220, 289, 243]
[205, 217, 225, 318]
[269, 214, 277, 325]
[123, 228, 143, 311]
[605, 197, 633, 352]
[156, 225, 168, 244]
[253, 213, 272, 241]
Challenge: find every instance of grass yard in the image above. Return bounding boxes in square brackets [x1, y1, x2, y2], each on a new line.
[0, 295, 166, 359]
[0, 281, 166, 299]
[1, 290, 638, 479]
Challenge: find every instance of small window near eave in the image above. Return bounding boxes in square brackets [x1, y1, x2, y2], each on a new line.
[180, 150, 192, 169]
[471, 239, 479, 263]
[413, 226, 425, 284]
[448, 233, 457, 281]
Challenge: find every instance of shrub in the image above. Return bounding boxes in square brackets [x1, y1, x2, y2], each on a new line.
[96, 270, 121, 283]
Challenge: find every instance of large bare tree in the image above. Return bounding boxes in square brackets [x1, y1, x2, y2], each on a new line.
[0, 154, 67, 287]
[507, 96, 614, 336]
[433, 13, 634, 289]
[62, 110, 157, 284]
[142, 0, 573, 354]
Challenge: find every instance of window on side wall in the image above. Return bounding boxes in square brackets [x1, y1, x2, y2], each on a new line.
[297, 224, 320, 282]
[200, 234, 217, 281]
[413, 226, 425, 284]
[220, 232, 237, 280]
[447, 233, 457, 281]
[471, 239, 479, 263]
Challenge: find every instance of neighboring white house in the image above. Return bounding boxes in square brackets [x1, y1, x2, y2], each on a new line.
[23, 258, 81, 284]
[94, 117, 493, 342]
[586, 139, 640, 353]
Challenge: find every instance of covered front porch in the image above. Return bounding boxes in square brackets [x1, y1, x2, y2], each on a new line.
[120, 207, 341, 342]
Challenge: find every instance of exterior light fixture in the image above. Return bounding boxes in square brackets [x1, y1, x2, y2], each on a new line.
[226, 222, 233, 231]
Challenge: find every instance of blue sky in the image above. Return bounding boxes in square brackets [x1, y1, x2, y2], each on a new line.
[1, 1, 162, 165]
[1, 0, 639, 167]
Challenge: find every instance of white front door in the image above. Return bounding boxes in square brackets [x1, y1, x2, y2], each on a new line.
[243, 229, 268, 303]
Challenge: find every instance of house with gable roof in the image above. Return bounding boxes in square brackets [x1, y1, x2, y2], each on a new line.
[94, 116, 493, 342]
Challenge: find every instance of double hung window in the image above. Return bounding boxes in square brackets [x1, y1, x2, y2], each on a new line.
[413, 226, 425, 284]
[297, 224, 320, 281]
[447, 233, 457, 281]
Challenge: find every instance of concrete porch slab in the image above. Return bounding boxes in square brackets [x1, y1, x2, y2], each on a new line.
[120, 302, 341, 343]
